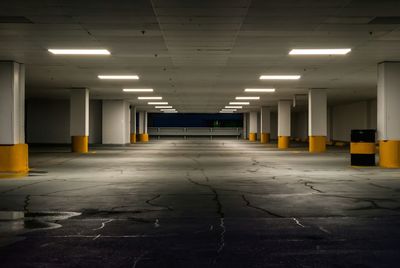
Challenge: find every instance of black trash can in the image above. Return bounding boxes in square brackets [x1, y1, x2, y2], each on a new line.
[350, 129, 376, 166]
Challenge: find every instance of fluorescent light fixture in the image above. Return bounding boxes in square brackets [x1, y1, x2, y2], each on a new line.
[123, 88, 152, 92]
[229, 102, 250, 105]
[99, 75, 139, 80]
[138, 96, 162, 100]
[155, 106, 172, 109]
[235, 96, 260, 100]
[48, 49, 110, 55]
[244, 88, 275, 92]
[164, 111, 178, 113]
[148, 102, 168, 105]
[222, 109, 237, 112]
[289, 49, 351, 55]
[161, 108, 176, 111]
[259, 75, 301, 80]
[220, 110, 234, 113]
[225, 106, 242, 109]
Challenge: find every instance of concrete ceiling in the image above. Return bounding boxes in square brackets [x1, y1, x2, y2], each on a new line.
[1, 0, 400, 112]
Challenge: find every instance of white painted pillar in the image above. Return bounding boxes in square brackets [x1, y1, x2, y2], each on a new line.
[102, 100, 130, 145]
[248, 111, 258, 141]
[130, 105, 137, 143]
[278, 100, 291, 148]
[378, 62, 400, 167]
[70, 88, 89, 153]
[260, 106, 271, 143]
[138, 111, 149, 142]
[242, 113, 247, 139]
[0, 61, 28, 172]
[308, 89, 327, 152]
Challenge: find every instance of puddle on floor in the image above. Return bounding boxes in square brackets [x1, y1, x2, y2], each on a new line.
[0, 211, 81, 247]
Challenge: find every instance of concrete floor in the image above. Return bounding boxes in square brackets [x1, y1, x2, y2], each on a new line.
[0, 139, 400, 267]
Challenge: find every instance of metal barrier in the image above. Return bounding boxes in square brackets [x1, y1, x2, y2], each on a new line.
[148, 127, 243, 139]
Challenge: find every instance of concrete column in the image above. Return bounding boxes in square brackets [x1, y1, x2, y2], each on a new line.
[278, 100, 291, 149]
[378, 62, 400, 168]
[70, 88, 89, 153]
[138, 111, 149, 142]
[0, 61, 28, 173]
[308, 89, 327, 153]
[102, 100, 130, 145]
[242, 113, 247, 139]
[248, 111, 258, 142]
[260, 106, 271, 144]
[130, 106, 137, 144]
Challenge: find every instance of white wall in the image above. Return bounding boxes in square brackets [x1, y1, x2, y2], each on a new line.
[89, 100, 102, 144]
[26, 99, 102, 144]
[26, 99, 70, 144]
[292, 111, 308, 140]
[331, 100, 377, 142]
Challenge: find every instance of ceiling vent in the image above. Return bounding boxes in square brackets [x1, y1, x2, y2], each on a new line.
[369, 17, 400, 24]
[0, 16, 32, 23]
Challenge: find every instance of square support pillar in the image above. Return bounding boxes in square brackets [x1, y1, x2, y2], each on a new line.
[308, 89, 327, 153]
[248, 111, 258, 142]
[138, 111, 149, 142]
[70, 88, 89, 153]
[278, 100, 291, 149]
[378, 62, 400, 168]
[0, 61, 28, 173]
[130, 105, 137, 144]
[260, 106, 271, 144]
[242, 113, 248, 139]
[102, 100, 130, 145]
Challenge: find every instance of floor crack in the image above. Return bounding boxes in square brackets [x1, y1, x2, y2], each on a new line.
[241, 194, 284, 218]
[145, 194, 174, 211]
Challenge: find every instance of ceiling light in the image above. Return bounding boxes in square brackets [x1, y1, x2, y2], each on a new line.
[161, 108, 176, 111]
[289, 49, 351, 55]
[48, 49, 110, 55]
[164, 111, 178, 113]
[99, 75, 139, 80]
[244, 88, 275, 92]
[123, 88, 152, 92]
[155, 106, 172, 109]
[235, 96, 260, 100]
[259, 75, 300, 80]
[230, 102, 250, 105]
[225, 106, 242, 109]
[148, 102, 168, 105]
[138, 96, 162, 100]
[220, 111, 234, 113]
[222, 109, 237, 112]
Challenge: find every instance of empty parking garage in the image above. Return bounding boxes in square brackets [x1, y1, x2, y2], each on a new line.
[1, 1, 400, 267]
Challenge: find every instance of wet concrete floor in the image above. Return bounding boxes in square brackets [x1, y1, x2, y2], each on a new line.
[0, 139, 400, 267]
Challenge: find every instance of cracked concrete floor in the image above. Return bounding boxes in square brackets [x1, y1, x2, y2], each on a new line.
[1, 139, 400, 267]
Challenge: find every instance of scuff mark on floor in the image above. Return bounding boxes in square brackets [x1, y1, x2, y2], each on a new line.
[92, 219, 114, 231]
[292, 217, 306, 227]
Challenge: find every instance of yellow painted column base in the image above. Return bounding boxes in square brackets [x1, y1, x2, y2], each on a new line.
[130, 133, 136, 144]
[278, 136, 290, 149]
[309, 136, 326, 153]
[0, 144, 29, 173]
[139, 133, 149, 142]
[72, 136, 88, 153]
[248, 132, 257, 142]
[260, 133, 270, 144]
[379, 140, 400, 168]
